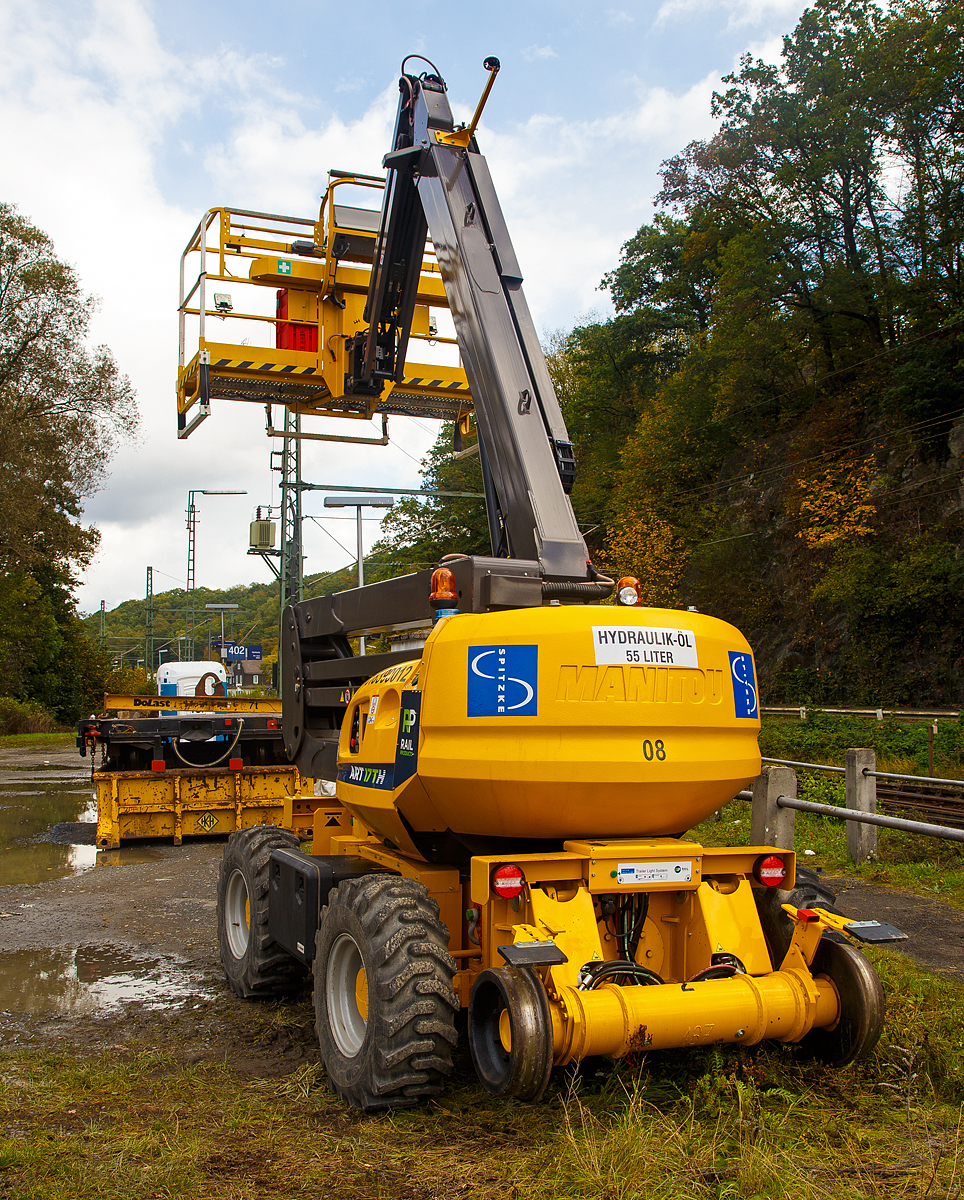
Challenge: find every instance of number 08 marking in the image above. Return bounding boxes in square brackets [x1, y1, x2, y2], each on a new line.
[642, 739, 667, 761]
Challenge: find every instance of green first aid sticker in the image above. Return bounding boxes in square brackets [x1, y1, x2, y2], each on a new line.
[277, 260, 291, 275]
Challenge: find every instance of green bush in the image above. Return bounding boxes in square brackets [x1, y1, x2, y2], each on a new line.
[0, 695, 59, 734]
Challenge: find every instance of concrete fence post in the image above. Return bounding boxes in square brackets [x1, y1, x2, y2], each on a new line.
[845, 747, 878, 863]
[750, 764, 797, 849]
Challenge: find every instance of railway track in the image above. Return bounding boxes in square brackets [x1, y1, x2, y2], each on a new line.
[875, 783, 964, 830]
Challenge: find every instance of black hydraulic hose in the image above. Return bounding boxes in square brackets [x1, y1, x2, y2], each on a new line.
[171, 718, 244, 768]
[580, 962, 664, 991]
[542, 577, 615, 601]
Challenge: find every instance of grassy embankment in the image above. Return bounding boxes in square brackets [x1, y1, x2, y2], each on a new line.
[0, 732, 75, 749]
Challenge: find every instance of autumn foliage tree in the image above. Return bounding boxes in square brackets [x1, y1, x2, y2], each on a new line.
[373, 0, 964, 704]
[0, 203, 137, 721]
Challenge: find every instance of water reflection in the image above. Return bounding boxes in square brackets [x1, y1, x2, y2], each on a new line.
[0, 759, 96, 886]
[0, 946, 212, 1015]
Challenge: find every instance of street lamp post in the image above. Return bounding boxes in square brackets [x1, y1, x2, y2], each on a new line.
[186, 488, 247, 658]
[322, 494, 394, 655]
[204, 604, 240, 660]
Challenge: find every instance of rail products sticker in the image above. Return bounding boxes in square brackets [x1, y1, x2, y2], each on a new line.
[393, 691, 421, 787]
[467, 645, 538, 716]
[617, 861, 693, 885]
[728, 651, 759, 719]
[592, 626, 698, 668]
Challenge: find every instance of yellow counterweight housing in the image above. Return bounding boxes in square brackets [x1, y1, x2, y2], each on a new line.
[335, 605, 761, 853]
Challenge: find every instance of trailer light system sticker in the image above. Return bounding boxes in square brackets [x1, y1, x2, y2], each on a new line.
[617, 861, 692, 885]
[728, 652, 759, 719]
[467, 645, 538, 716]
[592, 626, 698, 668]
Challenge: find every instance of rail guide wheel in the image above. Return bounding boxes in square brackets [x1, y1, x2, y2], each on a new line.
[216, 825, 308, 998]
[796, 938, 886, 1065]
[468, 966, 554, 1101]
[313, 874, 459, 1112]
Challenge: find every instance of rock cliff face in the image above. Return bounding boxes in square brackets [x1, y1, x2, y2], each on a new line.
[681, 418, 964, 707]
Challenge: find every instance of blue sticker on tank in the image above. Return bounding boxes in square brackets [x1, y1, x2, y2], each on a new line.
[728, 652, 758, 719]
[467, 645, 538, 716]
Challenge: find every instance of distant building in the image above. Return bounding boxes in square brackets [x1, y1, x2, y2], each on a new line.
[227, 659, 264, 690]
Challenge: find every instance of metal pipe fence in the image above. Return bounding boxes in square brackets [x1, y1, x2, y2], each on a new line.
[747, 749, 964, 862]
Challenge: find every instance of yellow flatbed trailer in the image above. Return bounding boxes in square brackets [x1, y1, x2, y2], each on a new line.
[81, 695, 341, 848]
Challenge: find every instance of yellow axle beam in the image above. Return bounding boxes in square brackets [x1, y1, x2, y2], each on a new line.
[549, 968, 838, 1064]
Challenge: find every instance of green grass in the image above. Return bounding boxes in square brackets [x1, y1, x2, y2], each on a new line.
[760, 711, 964, 779]
[0, 731, 74, 748]
[2, 951, 964, 1198]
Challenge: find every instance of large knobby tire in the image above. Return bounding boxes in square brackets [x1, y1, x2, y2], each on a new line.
[755, 866, 847, 968]
[216, 825, 309, 999]
[314, 874, 458, 1112]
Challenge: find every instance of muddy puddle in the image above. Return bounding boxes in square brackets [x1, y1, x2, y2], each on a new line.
[0, 944, 213, 1016]
[0, 752, 98, 886]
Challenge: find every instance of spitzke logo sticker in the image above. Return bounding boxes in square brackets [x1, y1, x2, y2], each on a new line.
[728, 651, 759, 719]
[467, 645, 538, 717]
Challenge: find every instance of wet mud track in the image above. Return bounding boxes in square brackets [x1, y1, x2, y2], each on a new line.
[0, 744, 316, 1077]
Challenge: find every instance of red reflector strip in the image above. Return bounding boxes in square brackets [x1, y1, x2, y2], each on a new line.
[151, 760, 166, 772]
[796, 908, 820, 923]
[228, 758, 243, 771]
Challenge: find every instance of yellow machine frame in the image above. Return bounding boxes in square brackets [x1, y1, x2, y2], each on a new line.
[311, 802, 848, 1066]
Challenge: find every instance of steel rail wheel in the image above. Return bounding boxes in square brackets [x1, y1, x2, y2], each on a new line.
[468, 966, 553, 1101]
[216, 825, 308, 998]
[313, 875, 458, 1112]
[794, 938, 885, 1065]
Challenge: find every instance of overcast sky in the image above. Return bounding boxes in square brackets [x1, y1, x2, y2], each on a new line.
[0, 0, 809, 614]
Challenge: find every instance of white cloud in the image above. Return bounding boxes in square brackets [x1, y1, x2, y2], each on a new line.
[521, 45, 559, 61]
[655, 0, 805, 30]
[606, 9, 635, 25]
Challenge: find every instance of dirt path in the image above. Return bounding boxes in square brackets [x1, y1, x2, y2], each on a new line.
[823, 875, 964, 982]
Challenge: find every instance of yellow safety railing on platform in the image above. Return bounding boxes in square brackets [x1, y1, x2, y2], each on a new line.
[176, 172, 473, 442]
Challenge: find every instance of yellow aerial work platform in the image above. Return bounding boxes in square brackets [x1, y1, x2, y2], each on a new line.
[176, 173, 475, 442]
